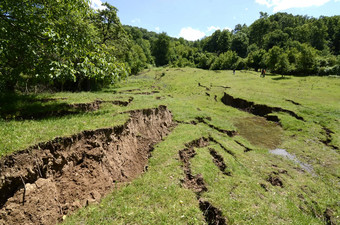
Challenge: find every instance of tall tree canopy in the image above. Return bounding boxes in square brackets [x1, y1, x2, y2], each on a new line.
[0, 0, 127, 91]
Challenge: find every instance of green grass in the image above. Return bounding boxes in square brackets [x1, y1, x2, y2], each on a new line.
[1, 68, 339, 224]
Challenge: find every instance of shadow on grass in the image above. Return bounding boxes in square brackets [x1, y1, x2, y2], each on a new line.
[271, 76, 292, 81]
[0, 93, 85, 121]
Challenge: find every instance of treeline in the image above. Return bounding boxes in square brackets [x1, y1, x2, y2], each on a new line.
[127, 12, 340, 76]
[1, 1, 339, 92]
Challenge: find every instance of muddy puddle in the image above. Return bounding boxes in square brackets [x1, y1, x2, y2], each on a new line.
[0, 105, 173, 225]
[234, 117, 283, 149]
[269, 149, 314, 174]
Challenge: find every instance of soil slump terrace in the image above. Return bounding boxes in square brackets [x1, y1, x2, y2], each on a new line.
[0, 106, 173, 224]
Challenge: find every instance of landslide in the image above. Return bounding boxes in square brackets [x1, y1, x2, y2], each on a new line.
[221, 92, 305, 122]
[0, 105, 173, 225]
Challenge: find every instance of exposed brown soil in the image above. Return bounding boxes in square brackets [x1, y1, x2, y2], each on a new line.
[320, 127, 339, 150]
[196, 117, 237, 138]
[285, 99, 301, 106]
[324, 207, 336, 225]
[176, 117, 237, 138]
[213, 85, 231, 89]
[0, 105, 173, 225]
[209, 137, 235, 158]
[199, 200, 227, 225]
[69, 100, 102, 111]
[132, 91, 160, 95]
[221, 92, 305, 122]
[260, 183, 268, 191]
[29, 97, 68, 103]
[179, 138, 210, 193]
[114, 88, 141, 93]
[267, 173, 284, 187]
[198, 83, 211, 91]
[179, 137, 228, 224]
[8, 98, 134, 121]
[208, 148, 231, 176]
[234, 141, 252, 152]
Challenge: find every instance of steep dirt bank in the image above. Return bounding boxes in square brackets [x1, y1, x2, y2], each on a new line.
[221, 92, 304, 122]
[0, 105, 173, 225]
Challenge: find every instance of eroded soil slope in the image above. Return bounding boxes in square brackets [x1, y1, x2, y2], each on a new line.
[0, 105, 173, 225]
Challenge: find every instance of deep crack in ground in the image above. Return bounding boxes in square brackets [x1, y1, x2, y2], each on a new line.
[179, 137, 229, 224]
[221, 92, 305, 123]
[0, 105, 173, 224]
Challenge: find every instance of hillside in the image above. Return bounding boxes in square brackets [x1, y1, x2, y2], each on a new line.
[0, 68, 339, 224]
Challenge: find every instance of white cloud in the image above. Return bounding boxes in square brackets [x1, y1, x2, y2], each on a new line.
[155, 27, 160, 32]
[207, 26, 221, 32]
[255, 0, 332, 12]
[131, 18, 141, 24]
[90, 0, 106, 10]
[179, 27, 206, 41]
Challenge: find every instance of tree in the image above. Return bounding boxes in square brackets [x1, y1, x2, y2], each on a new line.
[309, 20, 328, 51]
[266, 46, 284, 72]
[210, 51, 239, 70]
[263, 30, 289, 50]
[152, 32, 171, 66]
[296, 43, 318, 74]
[247, 49, 266, 71]
[0, 0, 127, 91]
[275, 53, 290, 75]
[231, 32, 249, 58]
[203, 30, 221, 53]
[217, 30, 232, 53]
[92, 3, 124, 45]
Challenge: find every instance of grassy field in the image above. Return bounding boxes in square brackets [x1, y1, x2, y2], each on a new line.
[1, 68, 339, 224]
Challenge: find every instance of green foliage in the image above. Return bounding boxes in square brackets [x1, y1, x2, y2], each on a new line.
[152, 32, 171, 66]
[0, 0, 127, 92]
[195, 53, 216, 69]
[247, 49, 266, 71]
[231, 32, 249, 58]
[263, 30, 289, 50]
[210, 51, 239, 70]
[1, 2, 340, 93]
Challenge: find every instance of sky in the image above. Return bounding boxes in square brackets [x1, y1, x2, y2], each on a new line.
[91, 0, 340, 41]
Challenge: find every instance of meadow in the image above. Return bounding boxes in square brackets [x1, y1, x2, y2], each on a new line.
[0, 68, 339, 224]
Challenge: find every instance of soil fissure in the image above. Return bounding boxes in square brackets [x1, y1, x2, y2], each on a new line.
[179, 137, 228, 224]
[221, 93, 305, 122]
[0, 105, 173, 225]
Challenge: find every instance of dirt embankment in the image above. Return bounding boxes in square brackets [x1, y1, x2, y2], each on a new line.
[0, 105, 173, 225]
[221, 92, 305, 122]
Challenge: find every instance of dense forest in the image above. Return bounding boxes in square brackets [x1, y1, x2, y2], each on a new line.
[1, 0, 339, 92]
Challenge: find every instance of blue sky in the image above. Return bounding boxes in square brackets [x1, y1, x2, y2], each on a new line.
[91, 0, 340, 41]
